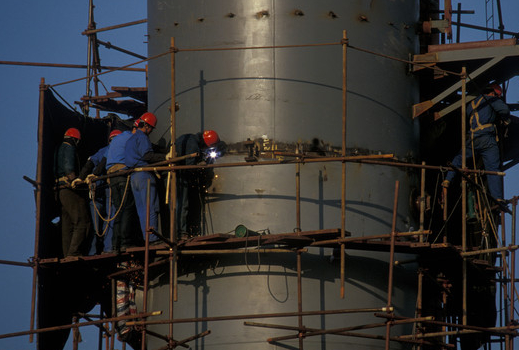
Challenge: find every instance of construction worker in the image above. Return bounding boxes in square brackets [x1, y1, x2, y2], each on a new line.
[74, 129, 122, 254]
[105, 123, 143, 252]
[175, 130, 222, 237]
[124, 112, 166, 243]
[442, 83, 510, 201]
[54, 127, 92, 257]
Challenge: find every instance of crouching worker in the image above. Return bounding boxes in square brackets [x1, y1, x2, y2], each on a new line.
[175, 130, 224, 238]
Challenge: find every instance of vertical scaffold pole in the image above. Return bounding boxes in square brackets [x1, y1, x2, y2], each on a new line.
[419, 161, 426, 240]
[31, 78, 46, 343]
[110, 279, 116, 350]
[340, 30, 348, 299]
[385, 181, 399, 350]
[297, 250, 303, 350]
[511, 198, 517, 333]
[461, 67, 468, 326]
[418, 161, 425, 348]
[141, 178, 151, 350]
[296, 144, 301, 233]
[169, 36, 178, 342]
[502, 211, 509, 329]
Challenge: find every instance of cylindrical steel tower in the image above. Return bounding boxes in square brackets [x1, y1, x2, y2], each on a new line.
[146, 1, 420, 348]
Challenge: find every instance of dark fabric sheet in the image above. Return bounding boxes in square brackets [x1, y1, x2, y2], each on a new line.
[37, 89, 133, 350]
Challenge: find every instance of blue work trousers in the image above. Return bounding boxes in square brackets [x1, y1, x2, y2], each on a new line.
[130, 171, 160, 242]
[446, 134, 503, 200]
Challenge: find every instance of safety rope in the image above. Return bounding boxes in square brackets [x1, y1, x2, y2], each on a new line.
[89, 182, 112, 238]
[89, 175, 132, 237]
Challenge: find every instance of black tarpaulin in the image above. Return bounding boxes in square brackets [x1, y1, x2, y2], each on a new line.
[36, 89, 132, 350]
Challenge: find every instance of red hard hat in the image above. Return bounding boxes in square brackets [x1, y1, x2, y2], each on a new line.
[109, 129, 122, 140]
[489, 83, 503, 97]
[203, 130, 220, 147]
[140, 112, 157, 128]
[64, 127, 81, 140]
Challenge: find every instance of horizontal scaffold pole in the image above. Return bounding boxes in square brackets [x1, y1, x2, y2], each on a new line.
[127, 307, 392, 327]
[0, 312, 161, 340]
[460, 245, 519, 257]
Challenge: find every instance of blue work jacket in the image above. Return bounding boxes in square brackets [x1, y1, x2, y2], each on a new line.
[124, 129, 153, 168]
[106, 131, 133, 169]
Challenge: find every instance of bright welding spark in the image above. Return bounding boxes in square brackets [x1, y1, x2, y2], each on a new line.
[209, 151, 217, 158]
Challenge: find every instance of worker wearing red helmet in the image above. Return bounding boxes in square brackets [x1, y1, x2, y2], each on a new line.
[55, 127, 92, 257]
[443, 82, 510, 202]
[73, 129, 122, 254]
[175, 129, 223, 238]
[124, 112, 167, 243]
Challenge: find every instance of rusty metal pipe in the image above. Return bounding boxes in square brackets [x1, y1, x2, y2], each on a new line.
[30, 78, 47, 343]
[266, 316, 434, 343]
[311, 230, 430, 247]
[0, 312, 161, 340]
[460, 245, 518, 257]
[340, 29, 348, 300]
[297, 250, 303, 349]
[97, 39, 147, 60]
[511, 199, 517, 328]
[82, 19, 147, 35]
[357, 158, 505, 176]
[0, 60, 145, 72]
[461, 67, 468, 326]
[377, 313, 519, 337]
[86, 154, 396, 188]
[419, 162, 426, 241]
[0, 259, 33, 268]
[385, 181, 399, 350]
[141, 178, 152, 350]
[127, 307, 391, 327]
[269, 329, 443, 347]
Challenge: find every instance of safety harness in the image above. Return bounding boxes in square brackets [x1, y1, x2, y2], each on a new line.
[469, 96, 498, 140]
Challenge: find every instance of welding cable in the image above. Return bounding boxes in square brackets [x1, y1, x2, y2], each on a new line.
[433, 194, 462, 244]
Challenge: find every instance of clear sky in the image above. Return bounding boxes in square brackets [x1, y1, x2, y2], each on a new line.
[0, 1, 518, 350]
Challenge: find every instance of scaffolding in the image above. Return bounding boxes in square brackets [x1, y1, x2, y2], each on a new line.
[1, 2, 519, 350]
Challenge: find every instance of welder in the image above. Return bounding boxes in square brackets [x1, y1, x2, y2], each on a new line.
[175, 130, 224, 237]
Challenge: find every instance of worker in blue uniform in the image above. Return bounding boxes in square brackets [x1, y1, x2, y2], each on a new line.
[105, 123, 142, 251]
[124, 112, 166, 243]
[74, 129, 122, 254]
[175, 130, 221, 237]
[54, 127, 92, 257]
[442, 83, 510, 201]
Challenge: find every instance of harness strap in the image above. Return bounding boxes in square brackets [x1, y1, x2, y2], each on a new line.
[469, 97, 497, 139]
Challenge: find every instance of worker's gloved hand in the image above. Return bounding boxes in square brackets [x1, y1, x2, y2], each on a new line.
[441, 180, 450, 188]
[85, 174, 96, 185]
[166, 150, 174, 160]
[71, 178, 83, 188]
